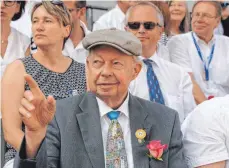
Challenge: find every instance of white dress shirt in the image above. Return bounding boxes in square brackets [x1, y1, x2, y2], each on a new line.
[167, 32, 229, 97]
[93, 4, 125, 31]
[1, 27, 30, 78]
[182, 95, 229, 168]
[62, 21, 90, 64]
[96, 94, 134, 168]
[129, 53, 196, 124]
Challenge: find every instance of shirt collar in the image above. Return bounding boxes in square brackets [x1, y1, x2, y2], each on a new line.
[80, 20, 90, 36]
[139, 52, 160, 67]
[96, 93, 130, 118]
[193, 32, 216, 47]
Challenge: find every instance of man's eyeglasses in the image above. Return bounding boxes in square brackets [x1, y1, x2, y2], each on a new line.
[3, 1, 16, 7]
[127, 22, 161, 30]
[191, 12, 216, 20]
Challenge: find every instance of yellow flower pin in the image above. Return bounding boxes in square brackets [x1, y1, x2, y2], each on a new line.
[135, 129, 146, 143]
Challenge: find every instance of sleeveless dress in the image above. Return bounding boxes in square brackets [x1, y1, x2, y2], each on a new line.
[4, 55, 86, 163]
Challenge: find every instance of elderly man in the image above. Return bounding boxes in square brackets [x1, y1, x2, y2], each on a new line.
[182, 95, 229, 168]
[126, 2, 196, 124]
[167, 1, 229, 102]
[13, 29, 187, 168]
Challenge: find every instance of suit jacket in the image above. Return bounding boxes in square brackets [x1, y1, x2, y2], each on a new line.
[14, 92, 187, 168]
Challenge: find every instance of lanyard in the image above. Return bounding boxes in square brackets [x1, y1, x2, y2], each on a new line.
[191, 32, 215, 81]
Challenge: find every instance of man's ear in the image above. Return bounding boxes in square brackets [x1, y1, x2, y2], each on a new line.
[158, 26, 164, 36]
[132, 61, 142, 80]
[80, 7, 87, 17]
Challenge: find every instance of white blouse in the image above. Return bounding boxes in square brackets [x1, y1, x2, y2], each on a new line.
[1, 27, 30, 78]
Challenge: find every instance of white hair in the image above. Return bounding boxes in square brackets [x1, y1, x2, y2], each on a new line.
[125, 2, 164, 27]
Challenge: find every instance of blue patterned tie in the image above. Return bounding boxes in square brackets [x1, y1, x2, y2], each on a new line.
[143, 59, 165, 105]
[106, 111, 128, 168]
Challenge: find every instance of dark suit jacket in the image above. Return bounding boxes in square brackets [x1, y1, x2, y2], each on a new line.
[14, 92, 187, 168]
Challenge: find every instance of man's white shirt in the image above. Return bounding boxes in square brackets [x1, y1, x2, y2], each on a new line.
[62, 21, 90, 64]
[129, 53, 196, 123]
[96, 94, 134, 168]
[167, 32, 229, 97]
[182, 95, 229, 168]
[93, 5, 125, 31]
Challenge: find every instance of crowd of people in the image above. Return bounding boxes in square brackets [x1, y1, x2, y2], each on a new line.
[1, 0, 229, 168]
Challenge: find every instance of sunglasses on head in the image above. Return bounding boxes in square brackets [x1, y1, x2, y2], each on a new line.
[127, 22, 161, 30]
[35, 0, 68, 15]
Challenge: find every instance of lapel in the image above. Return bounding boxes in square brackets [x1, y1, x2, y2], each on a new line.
[129, 94, 156, 168]
[76, 92, 105, 168]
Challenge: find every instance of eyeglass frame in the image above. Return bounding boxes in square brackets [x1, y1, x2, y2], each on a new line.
[3, 1, 16, 7]
[127, 21, 162, 31]
[191, 12, 218, 20]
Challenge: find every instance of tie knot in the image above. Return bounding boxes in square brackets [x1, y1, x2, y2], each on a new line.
[143, 59, 152, 67]
[107, 111, 120, 120]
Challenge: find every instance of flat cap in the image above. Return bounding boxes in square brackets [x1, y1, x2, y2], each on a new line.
[82, 28, 142, 56]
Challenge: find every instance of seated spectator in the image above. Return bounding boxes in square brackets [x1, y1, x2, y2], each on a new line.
[31, 0, 90, 64]
[1, 1, 30, 79]
[1, 1, 86, 167]
[168, 1, 190, 36]
[125, 2, 196, 123]
[182, 95, 229, 168]
[93, 0, 137, 31]
[167, 1, 229, 104]
[13, 29, 187, 168]
[62, 0, 90, 64]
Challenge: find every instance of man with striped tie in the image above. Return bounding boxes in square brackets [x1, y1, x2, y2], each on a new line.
[13, 29, 186, 168]
[126, 2, 196, 124]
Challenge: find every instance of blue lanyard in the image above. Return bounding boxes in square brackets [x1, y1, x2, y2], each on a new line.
[191, 32, 215, 81]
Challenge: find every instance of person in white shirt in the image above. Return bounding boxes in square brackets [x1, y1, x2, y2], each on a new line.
[93, 0, 137, 31]
[1, 1, 30, 79]
[167, 1, 229, 103]
[182, 95, 229, 168]
[125, 2, 196, 123]
[62, 1, 90, 64]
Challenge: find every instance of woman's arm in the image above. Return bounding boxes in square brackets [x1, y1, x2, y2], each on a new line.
[197, 161, 226, 168]
[1, 60, 26, 150]
[25, 46, 31, 57]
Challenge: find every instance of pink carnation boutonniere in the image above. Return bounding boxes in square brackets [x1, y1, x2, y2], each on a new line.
[147, 140, 168, 161]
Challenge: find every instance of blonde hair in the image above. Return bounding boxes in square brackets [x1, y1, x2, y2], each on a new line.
[31, 1, 72, 48]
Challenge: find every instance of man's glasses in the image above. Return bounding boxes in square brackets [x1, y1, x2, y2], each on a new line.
[191, 12, 216, 20]
[127, 22, 161, 30]
[3, 0, 16, 7]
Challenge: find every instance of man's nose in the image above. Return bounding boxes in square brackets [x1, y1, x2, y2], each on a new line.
[101, 63, 113, 77]
[138, 24, 146, 33]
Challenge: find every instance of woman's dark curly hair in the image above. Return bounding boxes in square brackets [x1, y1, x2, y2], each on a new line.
[12, 1, 26, 21]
